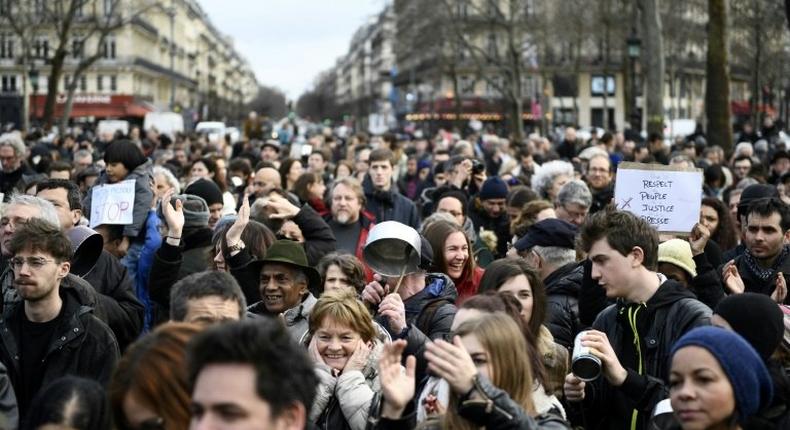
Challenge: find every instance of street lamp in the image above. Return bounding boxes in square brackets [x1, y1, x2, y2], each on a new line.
[626, 30, 641, 131]
[28, 64, 39, 125]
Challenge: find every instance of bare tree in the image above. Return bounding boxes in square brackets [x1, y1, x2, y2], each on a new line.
[440, 0, 533, 141]
[706, 0, 733, 153]
[641, 0, 666, 135]
[1, 0, 46, 131]
[248, 85, 288, 120]
[55, 0, 160, 132]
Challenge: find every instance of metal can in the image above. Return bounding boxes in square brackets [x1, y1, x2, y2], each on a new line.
[572, 330, 602, 382]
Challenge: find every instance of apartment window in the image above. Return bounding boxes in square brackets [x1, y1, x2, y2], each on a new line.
[0, 0, 10, 16]
[486, 33, 497, 60]
[460, 76, 475, 95]
[0, 33, 12, 59]
[103, 0, 114, 15]
[456, 0, 468, 17]
[102, 37, 116, 59]
[34, 37, 49, 59]
[79, 75, 86, 92]
[525, 0, 535, 16]
[97, 75, 104, 91]
[590, 75, 615, 96]
[110, 75, 117, 92]
[63, 74, 70, 90]
[33, 0, 44, 14]
[74, 2, 84, 17]
[1, 75, 17, 93]
[72, 36, 84, 59]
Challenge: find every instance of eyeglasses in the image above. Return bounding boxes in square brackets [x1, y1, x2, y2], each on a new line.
[10, 256, 55, 271]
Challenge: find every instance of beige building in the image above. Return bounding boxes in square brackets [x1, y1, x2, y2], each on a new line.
[0, 0, 258, 127]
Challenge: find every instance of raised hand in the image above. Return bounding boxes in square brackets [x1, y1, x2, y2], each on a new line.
[226, 193, 250, 246]
[263, 194, 301, 220]
[722, 260, 745, 294]
[688, 223, 710, 257]
[379, 339, 416, 419]
[425, 336, 478, 395]
[772, 272, 787, 303]
[162, 189, 184, 238]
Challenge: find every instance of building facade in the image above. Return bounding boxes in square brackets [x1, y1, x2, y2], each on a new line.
[0, 0, 258, 128]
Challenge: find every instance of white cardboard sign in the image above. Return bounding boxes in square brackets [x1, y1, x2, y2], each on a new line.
[614, 162, 703, 233]
[89, 179, 136, 228]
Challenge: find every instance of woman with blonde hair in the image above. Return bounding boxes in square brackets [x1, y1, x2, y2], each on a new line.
[373, 313, 569, 429]
[304, 289, 391, 430]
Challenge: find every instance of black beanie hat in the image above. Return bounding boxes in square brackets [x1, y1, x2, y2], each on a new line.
[185, 178, 224, 207]
[714, 292, 784, 360]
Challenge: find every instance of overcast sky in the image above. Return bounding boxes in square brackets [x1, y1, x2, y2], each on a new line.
[198, 0, 387, 100]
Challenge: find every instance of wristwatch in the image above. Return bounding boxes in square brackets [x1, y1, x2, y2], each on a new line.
[227, 240, 245, 253]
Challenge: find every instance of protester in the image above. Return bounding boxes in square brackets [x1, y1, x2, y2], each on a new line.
[24, 376, 109, 430]
[0, 133, 35, 202]
[317, 252, 366, 294]
[477, 257, 569, 395]
[363, 148, 420, 228]
[554, 180, 591, 227]
[0, 219, 119, 417]
[82, 140, 154, 285]
[700, 196, 740, 254]
[184, 177, 225, 230]
[294, 172, 328, 215]
[722, 198, 790, 302]
[665, 327, 773, 430]
[186, 319, 317, 429]
[110, 322, 202, 430]
[563, 209, 711, 430]
[532, 160, 574, 203]
[469, 176, 512, 258]
[169, 271, 247, 325]
[371, 313, 570, 429]
[513, 218, 583, 349]
[305, 289, 388, 429]
[326, 177, 376, 260]
[423, 220, 484, 301]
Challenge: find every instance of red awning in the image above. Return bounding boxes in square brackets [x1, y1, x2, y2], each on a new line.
[30, 94, 153, 118]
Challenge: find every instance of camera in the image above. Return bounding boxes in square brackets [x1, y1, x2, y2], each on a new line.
[471, 159, 485, 175]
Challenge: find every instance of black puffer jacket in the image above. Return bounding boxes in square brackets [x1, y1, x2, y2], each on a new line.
[373, 273, 457, 386]
[571, 279, 711, 430]
[543, 262, 583, 349]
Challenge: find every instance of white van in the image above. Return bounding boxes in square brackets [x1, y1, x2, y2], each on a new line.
[144, 112, 184, 138]
[195, 121, 226, 143]
[97, 120, 129, 137]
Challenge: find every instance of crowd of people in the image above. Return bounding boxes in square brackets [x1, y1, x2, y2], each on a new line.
[0, 116, 785, 429]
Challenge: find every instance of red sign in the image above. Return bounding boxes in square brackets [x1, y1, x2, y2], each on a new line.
[29, 94, 152, 118]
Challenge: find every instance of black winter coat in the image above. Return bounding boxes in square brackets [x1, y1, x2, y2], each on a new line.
[467, 202, 510, 259]
[81, 250, 144, 350]
[571, 280, 711, 430]
[544, 262, 583, 349]
[362, 175, 420, 230]
[373, 273, 457, 386]
[0, 287, 119, 416]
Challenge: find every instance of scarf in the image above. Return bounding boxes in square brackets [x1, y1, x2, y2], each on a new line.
[743, 245, 790, 282]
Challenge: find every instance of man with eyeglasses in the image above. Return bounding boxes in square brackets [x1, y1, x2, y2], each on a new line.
[0, 218, 119, 417]
[585, 153, 614, 213]
[554, 180, 592, 228]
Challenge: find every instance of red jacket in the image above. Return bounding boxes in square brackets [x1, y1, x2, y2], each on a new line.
[455, 266, 486, 303]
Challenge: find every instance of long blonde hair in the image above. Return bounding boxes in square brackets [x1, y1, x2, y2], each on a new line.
[442, 313, 536, 430]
